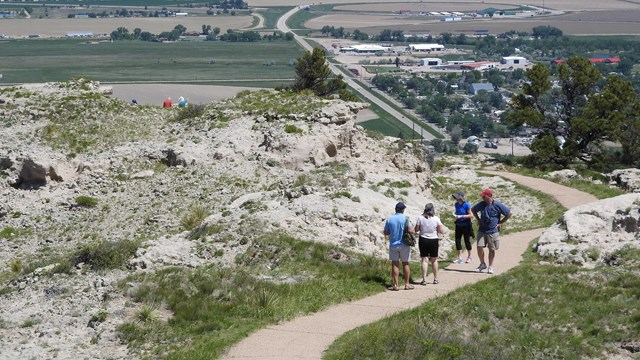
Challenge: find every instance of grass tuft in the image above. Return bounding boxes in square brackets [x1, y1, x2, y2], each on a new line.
[180, 205, 210, 231]
[75, 196, 98, 208]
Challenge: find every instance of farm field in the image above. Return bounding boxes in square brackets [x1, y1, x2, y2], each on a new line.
[333, 0, 640, 12]
[0, 39, 302, 84]
[0, 16, 252, 38]
[248, 0, 640, 8]
[280, 0, 640, 36]
[306, 15, 640, 36]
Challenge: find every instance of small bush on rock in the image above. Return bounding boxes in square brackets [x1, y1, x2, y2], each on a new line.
[75, 196, 98, 208]
[73, 239, 140, 270]
[175, 104, 206, 122]
[180, 205, 210, 231]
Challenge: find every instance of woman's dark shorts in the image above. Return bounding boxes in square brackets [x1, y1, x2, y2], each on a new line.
[418, 236, 439, 258]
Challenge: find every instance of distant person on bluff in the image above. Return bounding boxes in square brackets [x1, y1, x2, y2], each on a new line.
[471, 189, 511, 275]
[163, 97, 172, 108]
[178, 96, 188, 108]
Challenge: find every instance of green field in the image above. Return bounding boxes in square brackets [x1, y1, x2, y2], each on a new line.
[0, 39, 303, 84]
[5, 0, 214, 5]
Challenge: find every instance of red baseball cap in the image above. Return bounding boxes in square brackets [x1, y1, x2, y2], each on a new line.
[480, 189, 493, 197]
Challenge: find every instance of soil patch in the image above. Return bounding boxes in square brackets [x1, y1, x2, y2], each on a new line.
[109, 83, 264, 105]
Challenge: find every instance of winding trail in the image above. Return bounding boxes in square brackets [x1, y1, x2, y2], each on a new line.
[221, 172, 597, 360]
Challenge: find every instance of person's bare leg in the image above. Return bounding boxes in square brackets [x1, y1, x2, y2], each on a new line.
[402, 262, 411, 287]
[488, 249, 495, 267]
[477, 246, 485, 265]
[391, 260, 399, 289]
[430, 257, 438, 281]
[421, 257, 428, 282]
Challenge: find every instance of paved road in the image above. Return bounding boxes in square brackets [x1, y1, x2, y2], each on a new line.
[277, 6, 439, 140]
[221, 173, 598, 360]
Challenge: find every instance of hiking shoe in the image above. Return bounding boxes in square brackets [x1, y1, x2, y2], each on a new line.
[433, 279, 439, 284]
[465, 256, 472, 263]
[476, 263, 487, 272]
[454, 258, 464, 264]
[488, 266, 494, 274]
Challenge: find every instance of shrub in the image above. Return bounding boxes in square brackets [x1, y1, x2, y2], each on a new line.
[463, 143, 478, 155]
[180, 205, 210, 231]
[284, 124, 303, 134]
[73, 239, 140, 270]
[240, 200, 267, 214]
[189, 223, 223, 241]
[175, 103, 206, 122]
[88, 310, 108, 328]
[75, 196, 98, 208]
[0, 227, 18, 239]
[136, 305, 158, 324]
[491, 153, 516, 165]
[9, 259, 23, 273]
[331, 191, 352, 199]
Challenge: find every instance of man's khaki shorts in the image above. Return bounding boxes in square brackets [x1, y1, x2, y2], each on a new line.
[389, 245, 411, 262]
[477, 231, 500, 250]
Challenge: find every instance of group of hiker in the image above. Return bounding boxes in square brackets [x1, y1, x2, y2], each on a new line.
[162, 96, 189, 108]
[383, 189, 511, 291]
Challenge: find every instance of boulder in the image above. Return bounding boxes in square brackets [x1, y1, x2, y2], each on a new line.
[536, 193, 640, 265]
[608, 168, 640, 192]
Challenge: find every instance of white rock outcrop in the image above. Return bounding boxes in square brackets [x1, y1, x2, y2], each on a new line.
[536, 193, 640, 266]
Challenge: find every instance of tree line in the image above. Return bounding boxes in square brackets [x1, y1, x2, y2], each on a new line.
[110, 25, 293, 42]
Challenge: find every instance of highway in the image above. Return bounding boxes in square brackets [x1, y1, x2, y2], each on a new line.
[277, 6, 441, 140]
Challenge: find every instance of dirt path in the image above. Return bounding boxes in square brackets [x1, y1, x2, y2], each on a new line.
[480, 170, 598, 208]
[221, 173, 598, 360]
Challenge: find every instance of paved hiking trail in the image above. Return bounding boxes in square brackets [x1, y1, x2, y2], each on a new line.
[222, 172, 598, 360]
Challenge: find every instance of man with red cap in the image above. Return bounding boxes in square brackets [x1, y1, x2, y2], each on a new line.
[471, 189, 511, 274]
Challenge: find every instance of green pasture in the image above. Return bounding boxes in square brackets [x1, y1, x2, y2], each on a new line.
[13, 0, 214, 6]
[257, 6, 290, 30]
[0, 39, 303, 84]
[287, 4, 333, 31]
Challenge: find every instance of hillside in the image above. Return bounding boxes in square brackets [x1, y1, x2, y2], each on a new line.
[3, 79, 635, 359]
[0, 79, 443, 358]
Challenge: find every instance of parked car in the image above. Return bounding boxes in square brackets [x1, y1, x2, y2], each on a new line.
[484, 141, 498, 149]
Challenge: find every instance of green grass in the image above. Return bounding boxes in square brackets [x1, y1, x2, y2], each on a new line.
[325, 245, 640, 360]
[0, 39, 304, 84]
[349, 86, 416, 138]
[0, 227, 31, 240]
[286, 4, 334, 31]
[352, 79, 443, 139]
[258, 7, 291, 30]
[75, 195, 99, 208]
[116, 233, 389, 359]
[10, 0, 217, 6]
[179, 205, 210, 231]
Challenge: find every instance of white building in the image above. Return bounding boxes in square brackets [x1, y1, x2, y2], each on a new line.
[501, 56, 527, 67]
[407, 44, 444, 52]
[420, 58, 443, 66]
[339, 44, 387, 54]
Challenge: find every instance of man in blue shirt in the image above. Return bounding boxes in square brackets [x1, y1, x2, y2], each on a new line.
[471, 189, 511, 274]
[383, 202, 415, 290]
